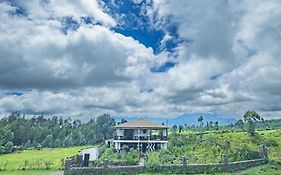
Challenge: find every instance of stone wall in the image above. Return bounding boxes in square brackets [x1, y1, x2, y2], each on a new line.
[64, 159, 267, 175]
[64, 144, 269, 175]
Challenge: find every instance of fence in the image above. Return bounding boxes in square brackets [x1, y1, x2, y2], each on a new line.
[64, 144, 269, 175]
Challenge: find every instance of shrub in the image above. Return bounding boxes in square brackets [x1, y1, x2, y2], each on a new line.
[95, 147, 139, 166]
[145, 151, 161, 171]
[265, 139, 279, 147]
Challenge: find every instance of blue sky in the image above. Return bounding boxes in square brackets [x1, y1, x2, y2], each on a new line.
[0, 0, 281, 120]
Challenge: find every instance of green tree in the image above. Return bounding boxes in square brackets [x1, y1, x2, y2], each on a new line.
[42, 134, 54, 147]
[235, 119, 245, 131]
[4, 141, 14, 153]
[214, 121, 219, 130]
[198, 116, 204, 138]
[198, 116, 204, 127]
[243, 111, 261, 136]
[172, 125, 177, 132]
[179, 125, 183, 133]
[63, 135, 73, 147]
[94, 114, 115, 142]
[54, 138, 62, 147]
[24, 139, 32, 149]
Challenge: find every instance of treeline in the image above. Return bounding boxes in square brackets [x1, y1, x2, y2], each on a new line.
[0, 112, 115, 154]
[171, 111, 281, 134]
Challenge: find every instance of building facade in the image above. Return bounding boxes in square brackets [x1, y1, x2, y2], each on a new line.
[113, 118, 168, 152]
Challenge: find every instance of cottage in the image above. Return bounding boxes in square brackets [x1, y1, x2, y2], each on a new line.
[113, 118, 168, 152]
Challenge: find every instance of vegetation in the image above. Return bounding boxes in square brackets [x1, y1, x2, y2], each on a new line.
[140, 163, 281, 175]
[0, 112, 115, 154]
[95, 145, 140, 166]
[243, 111, 261, 136]
[1, 110, 281, 175]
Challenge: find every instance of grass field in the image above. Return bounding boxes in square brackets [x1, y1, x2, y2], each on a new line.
[0, 145, 91, 175]
[1, 129, 281, 175]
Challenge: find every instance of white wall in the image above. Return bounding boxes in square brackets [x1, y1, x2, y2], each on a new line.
[116, 129, 124, 137]
[79, 148, 99, 161]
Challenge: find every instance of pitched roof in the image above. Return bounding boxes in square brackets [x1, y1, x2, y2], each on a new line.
[114, 118, 168, 129]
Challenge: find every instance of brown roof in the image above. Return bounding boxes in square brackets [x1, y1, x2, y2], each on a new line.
[114, 118, 168, 129]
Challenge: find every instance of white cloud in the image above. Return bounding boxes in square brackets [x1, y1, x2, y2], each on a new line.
[0, 0, 281, 119]
[9, 0, 116, 27]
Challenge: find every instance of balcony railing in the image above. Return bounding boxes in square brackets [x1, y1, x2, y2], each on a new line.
[114, 136, 167, 141]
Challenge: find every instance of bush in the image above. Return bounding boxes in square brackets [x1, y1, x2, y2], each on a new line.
[265, 139, 279, 147]
[145, 151, 161, 171]
[95, 147, 139, 166]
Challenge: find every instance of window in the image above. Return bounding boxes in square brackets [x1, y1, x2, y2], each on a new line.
[143, 129, 147, 134]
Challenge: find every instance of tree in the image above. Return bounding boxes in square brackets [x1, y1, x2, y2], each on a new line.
[42, 134, 54, 148]
[24, 139, 32, 149]
[63, 135, 73, 147]
[121, 118, 127, 124]
[243, 111, 261, 136]
[198, 116, 204, 138]
[4, 141, 14, 153]
[172, 125, 177, 132]
[179, 125, 183, 133]
[209, 121, 213, 129]
[54, 138, 62, 147]
[214, 121, 219, 130]
[235, 119, 245, 131]
[94, 114, 115, 141]
[206, 122, 209, 130]
[198, 116, 204, 127]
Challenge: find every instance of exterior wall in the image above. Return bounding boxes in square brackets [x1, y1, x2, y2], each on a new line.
[116, 129, 124, 137]
[79, 148, 99, 162]
[114, 128, 168, 152]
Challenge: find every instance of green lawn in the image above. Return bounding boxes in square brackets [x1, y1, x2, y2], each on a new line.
[0, 169, 54, 175]
[0, 145, 91, 175]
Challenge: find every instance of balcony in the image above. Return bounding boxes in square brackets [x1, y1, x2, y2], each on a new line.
[114, 135, 167, 141]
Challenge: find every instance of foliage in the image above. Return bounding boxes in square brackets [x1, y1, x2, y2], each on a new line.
[145, 151, 161, 170]
[243, 111, 261, 136]
[163, 129, 281, 164]
[0, 112, 115, 154]
[4, 142, 13, 154]
[95, 145, 139, 166]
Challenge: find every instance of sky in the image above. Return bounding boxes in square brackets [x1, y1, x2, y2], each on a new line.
[0, 0, 281, 120]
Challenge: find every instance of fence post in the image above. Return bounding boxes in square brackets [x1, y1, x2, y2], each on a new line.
[221, 154, 229, 171]
[77, 155, 83, 167]
[222, 154, 228, 165]
[64, 158, 72, 175]
[182, 156, 187, 167]
[259, 144, 268, 161]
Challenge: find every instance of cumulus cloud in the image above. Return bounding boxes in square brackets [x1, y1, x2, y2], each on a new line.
[147, 0, 281, 117]
[0, 0, 281, 119]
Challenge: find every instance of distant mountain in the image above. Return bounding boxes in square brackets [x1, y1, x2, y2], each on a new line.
[115, 113, 236, 127]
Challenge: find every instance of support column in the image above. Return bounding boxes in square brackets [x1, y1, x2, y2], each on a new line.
[163, 143, 167, 149]
[118, 142, 121, 151]
[137, 129, 140, 151]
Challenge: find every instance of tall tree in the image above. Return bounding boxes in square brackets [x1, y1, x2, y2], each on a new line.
[243, 111, 261, 136]
[198, 116, 204, 127]
[198, 116, 204, 138]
